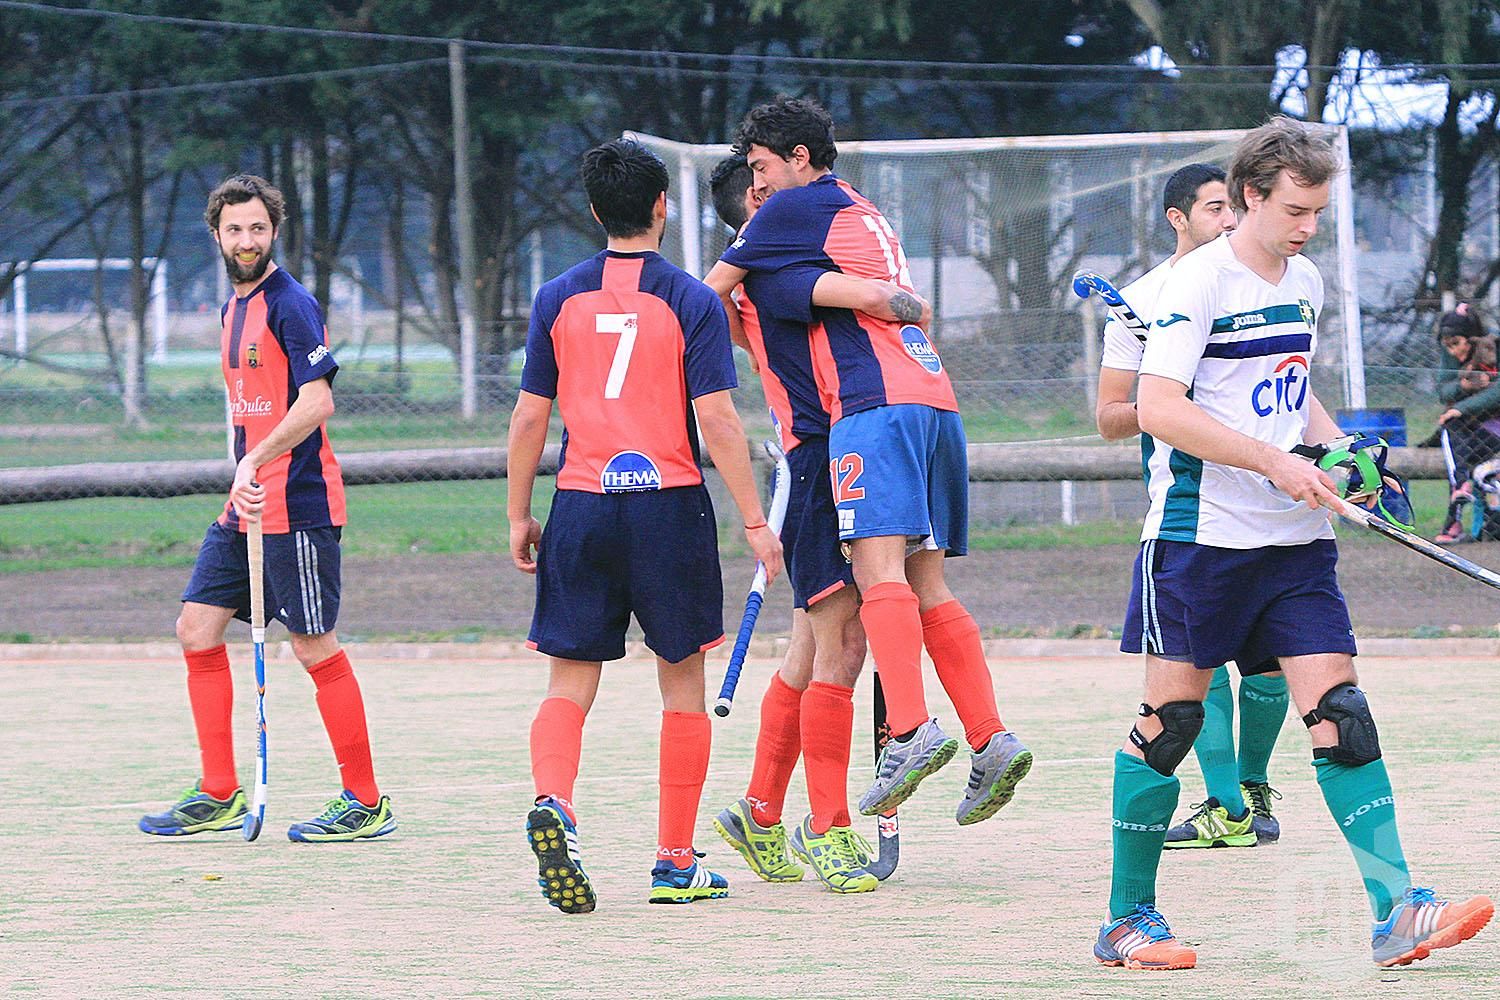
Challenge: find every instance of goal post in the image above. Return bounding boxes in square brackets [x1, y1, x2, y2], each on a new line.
[627, 127, 1366, 431]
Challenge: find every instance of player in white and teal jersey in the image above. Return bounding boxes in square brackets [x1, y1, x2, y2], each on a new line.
[1097, 164, 1289, 852]
[1096, 116, 1492, 972]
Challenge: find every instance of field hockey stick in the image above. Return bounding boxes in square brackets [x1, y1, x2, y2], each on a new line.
[865, 666, 901, 881]
[713, 440, 793, 718]
[243, 511, 268, 841]
[1072, 270, 1152, 343]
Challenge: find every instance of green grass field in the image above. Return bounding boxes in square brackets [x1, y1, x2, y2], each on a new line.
[3, 648, 1494, 997]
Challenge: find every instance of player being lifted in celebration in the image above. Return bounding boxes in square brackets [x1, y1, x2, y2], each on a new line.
[706, 96, 1031, 829]
[1095, 117, 1493, 971]
[1097, 163, 1290, 850]
[509, 139, 782, 913]
[140, 174, 394, 843]
[705, 155, 929, 894]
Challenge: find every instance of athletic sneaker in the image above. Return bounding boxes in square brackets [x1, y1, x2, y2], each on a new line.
[1240, 781, 1283, 844]
[955, 731, 1033, 826]
[1372, 887, 1494, 967]
[648, 854, 729, 904]
[286, 790, 396, 843]
[788, 816, 877, 894]
[138, 784, 248, 836]
[1162, 797, 1256, 850]
[1094, 903, 1197, 970]
[1436, 484, 1476, 544]
[526, 797, 595, 914]
[857, 718, 961, 816]
[712, 798, 803, 883]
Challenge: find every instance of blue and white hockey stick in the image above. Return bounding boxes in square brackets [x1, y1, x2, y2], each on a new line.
[713, 440, 792, 718]
[242, 515, 268, 842]
[1072, 269, 1152, 343]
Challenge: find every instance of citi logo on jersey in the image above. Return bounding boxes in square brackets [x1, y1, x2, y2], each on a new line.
[229, 378, 273, 417]
[1250, 355, 1310, 417]
[600, 450, 662, 492]
[900, 325, 943, 374]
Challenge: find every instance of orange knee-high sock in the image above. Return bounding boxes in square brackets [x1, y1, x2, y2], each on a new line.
[185, 645, 237, 799]
[922, 600, 1004, 750]
[307, 650, 380, 805]
[801, 682, 855, 833]
[531, 696, 585, 822]
[659, 711, 711, 869]
[858, 582, 928, 737]
[746, 673, 803, 827]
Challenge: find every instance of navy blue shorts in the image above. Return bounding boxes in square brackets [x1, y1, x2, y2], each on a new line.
[529, 486, 724, 663]
[182, 521, 342, 635]
[1121, 538, 1356, 669]
[782, 438, 855, 610]
[828, 403, 969, 555]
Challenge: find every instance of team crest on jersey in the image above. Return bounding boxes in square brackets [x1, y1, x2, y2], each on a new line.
[1298, 298, 1316, 327]
[900, 325, 943, 374]
[601, 450, 662, 492]
[246, 343, 260, 368]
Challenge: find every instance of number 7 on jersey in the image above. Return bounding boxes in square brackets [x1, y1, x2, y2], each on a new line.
[597, 313, 638, 399]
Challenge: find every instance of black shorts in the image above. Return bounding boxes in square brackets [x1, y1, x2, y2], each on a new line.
[528, 486, 724, 663]
[182, 521, 342, 635]
[782, 437, 855, 610]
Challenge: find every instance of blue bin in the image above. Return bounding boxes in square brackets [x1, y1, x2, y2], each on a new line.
[1335, 407, 1406, 446]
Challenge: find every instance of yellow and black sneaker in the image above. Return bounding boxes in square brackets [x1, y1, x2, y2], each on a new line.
[138, 783, 248, 836]
[527, 797, 595, 914]
[287, 790, 396, 843]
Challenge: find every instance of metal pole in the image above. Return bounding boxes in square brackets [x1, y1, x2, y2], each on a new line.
[14, 270, 27, 358]
[450, 39, 479, 420]
[151, 259, 168, 362]
[1333, 127, 1366, 409]
[678, 153, 702, 278]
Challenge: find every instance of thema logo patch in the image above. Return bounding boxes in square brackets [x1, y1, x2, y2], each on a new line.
[601, 451, 662, 492]
[900, 325, 942, 374]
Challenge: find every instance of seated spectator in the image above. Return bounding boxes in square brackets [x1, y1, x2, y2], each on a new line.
[1435, 303, 1500, 542]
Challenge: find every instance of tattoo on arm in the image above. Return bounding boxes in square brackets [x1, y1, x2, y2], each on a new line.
[889, 290, 923, 323]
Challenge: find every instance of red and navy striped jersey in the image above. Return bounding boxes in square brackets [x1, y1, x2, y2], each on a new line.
[721, 174, 957, 423]
[217, 267, 344, 534]
[521, 250, 737, 494]
[735, 267, 826, 452]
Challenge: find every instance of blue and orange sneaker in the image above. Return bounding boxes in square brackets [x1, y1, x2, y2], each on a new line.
[527, 797, 595, 914]
[1094, 903, 1197, 970]
[649, 853, 729, 904]
[1372, 887, 1493, 967]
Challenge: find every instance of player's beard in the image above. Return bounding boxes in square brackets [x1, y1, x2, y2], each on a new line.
[221, 246, 271, 285]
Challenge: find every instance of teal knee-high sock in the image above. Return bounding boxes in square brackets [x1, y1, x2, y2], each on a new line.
[1192, 666, 1244, 814]
[1237, 673, 1289, 785]
[1109, 751, 1180, 920]
[1314, 757, 1412, 920]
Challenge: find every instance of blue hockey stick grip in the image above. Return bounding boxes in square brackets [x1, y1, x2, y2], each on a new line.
[714, 587, 764, 716]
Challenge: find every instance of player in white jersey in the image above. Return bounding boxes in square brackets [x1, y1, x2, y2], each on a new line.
[1094, 117, 1492, 972]
[1096, 164, 1290, 853]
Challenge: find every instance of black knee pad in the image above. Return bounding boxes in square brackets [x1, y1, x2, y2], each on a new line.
[1129, 700, 1204, 777]
[1303, 682, 1382, 766]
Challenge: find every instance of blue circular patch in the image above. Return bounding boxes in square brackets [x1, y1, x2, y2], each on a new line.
[901, 325, 943, 374]
[600, 451, 662, 493]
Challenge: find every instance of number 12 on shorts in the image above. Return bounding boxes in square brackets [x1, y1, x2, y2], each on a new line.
[831, 453, 865, 532]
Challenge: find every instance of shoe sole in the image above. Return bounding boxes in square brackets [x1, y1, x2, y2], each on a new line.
[956, 748, 1033, 826]
[1095, 953, 1197, 971]
[1162, 833, 1258, 850]
[648, 886, 730, 904]
[859, 737, 961, 816]
[786, 836, 878, 894]
[711, 813, 803, 883]
[287, 818, 397, 843]
[138, 811, 249, 836]
[1377, 898, 1495, 967]
[527, 808, 595, 914]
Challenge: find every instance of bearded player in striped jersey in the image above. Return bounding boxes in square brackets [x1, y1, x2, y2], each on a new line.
[1097, 164, 1293, 852]
[1094, 117, 1492, 971]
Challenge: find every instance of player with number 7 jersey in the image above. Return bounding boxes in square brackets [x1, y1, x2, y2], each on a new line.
[711, 95, 1031, 831]
[509, 139, 782, 913]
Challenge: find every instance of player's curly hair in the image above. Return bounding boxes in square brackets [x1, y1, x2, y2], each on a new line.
[732, 96, 837, 170]
[709, 155, 753, 232]
[204, 174, 285, 231]
[581, 138, 669, 239]
[1226, 115, 1339, 213]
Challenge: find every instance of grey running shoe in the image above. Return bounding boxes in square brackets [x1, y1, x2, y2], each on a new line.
[955, 731, 1033, 825]
[1240, 781, 1283, 844]
[857, 718, 960, 816]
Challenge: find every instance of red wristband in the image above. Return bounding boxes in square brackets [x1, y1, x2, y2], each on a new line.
[744, 521, 767, 531]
